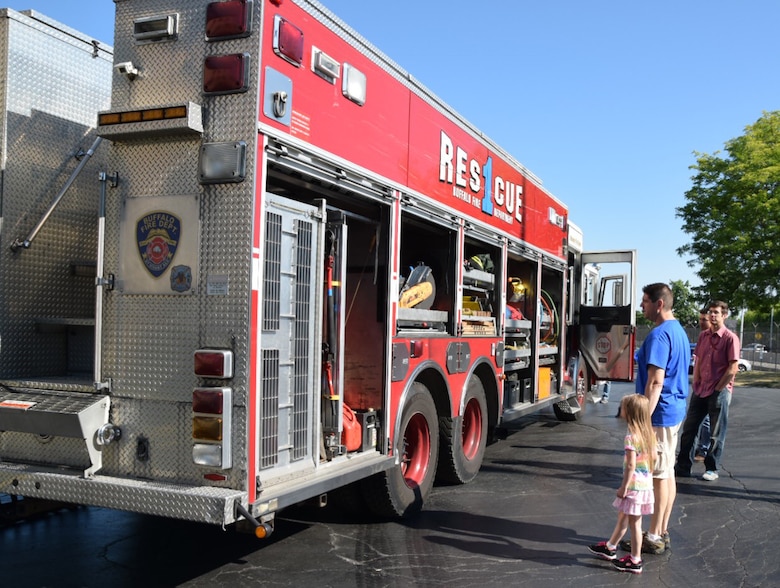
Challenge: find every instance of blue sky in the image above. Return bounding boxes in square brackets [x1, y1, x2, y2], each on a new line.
[15, 0, 780, 299]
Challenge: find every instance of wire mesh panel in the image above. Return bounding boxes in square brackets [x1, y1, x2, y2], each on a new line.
[292, 220, 313, 460]
[257, 195, 321, 479]
[260, 348, 279, 470]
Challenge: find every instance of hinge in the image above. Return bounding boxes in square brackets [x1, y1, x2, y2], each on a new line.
[94, 378, 112, 392]
[97, 273, 115, 290]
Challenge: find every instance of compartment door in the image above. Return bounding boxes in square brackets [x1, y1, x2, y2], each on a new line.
[579, 250, 636, 381]
[257, 194, 324, 479]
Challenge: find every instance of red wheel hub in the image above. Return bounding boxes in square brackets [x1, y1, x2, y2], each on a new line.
[461, 397, 483, 460]
[401, 413, 431, 488]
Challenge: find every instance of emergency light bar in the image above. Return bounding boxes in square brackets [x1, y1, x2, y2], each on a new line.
[97, 102, 203, 139]
[98, 106, 187, 125]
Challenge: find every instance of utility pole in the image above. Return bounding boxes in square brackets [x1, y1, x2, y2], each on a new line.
[740, 308, 745, 347]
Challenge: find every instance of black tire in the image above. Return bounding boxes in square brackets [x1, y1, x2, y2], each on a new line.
[437, 377, 487, 484]
[362, 382, 439, 518]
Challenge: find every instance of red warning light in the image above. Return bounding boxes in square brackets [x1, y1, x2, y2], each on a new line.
[206, 0, 252, 40]
[203, 53, 250, 94]
[273, 15, 303, 67]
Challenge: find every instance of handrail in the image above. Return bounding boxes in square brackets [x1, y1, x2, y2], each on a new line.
[94, 170, 117, 393]
[10, 136, 103, 252]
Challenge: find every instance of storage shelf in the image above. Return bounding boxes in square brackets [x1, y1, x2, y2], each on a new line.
[461, 317, 496, 336]
[505, 318, 532, 332]
[504, 348, 531, 362]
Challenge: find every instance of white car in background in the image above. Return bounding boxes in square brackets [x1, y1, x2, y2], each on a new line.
[742, 343, 767, 353]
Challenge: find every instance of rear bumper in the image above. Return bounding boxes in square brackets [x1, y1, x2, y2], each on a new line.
[0, 463, 245, 526]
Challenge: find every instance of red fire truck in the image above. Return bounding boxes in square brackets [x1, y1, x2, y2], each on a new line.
[0, 0, 635, 535]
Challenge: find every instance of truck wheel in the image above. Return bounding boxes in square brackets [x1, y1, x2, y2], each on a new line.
[362, 382, 439, 518]
[437, 377, 487, 484]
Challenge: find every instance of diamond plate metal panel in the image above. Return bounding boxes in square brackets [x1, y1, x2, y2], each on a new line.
[0, 12, 8, 165]
[97, 0, 264, 491]
[5, 10, 112, 128]
[0, 466, 245, 525]
[0, 9, 112, 381]
[1, 433, 90, 471]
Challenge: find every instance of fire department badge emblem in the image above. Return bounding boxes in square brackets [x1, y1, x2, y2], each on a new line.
[136, 211, 181, 278]
[170, 265, 192, 292]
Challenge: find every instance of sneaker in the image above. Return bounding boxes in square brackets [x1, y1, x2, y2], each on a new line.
[702, 470, 719, 481]
[600, 396, 609, 404]
[588, 541, 617, 560]
[619, 532, 665, 555]
[612, 554, 642, 574]
[663, 532, 671, 551]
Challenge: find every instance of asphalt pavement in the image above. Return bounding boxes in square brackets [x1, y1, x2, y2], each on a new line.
[2, 382, 778, 587]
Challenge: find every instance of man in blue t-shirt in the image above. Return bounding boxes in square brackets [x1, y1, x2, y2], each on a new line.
[628, 283, 690, 556]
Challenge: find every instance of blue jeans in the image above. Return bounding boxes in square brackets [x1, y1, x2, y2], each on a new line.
[677, 390, 731, 473]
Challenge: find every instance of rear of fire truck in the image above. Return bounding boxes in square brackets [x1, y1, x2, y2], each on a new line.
[0, 1, 289, 531]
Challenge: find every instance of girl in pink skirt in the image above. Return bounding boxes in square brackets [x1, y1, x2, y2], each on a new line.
[588, 394, 656, 574]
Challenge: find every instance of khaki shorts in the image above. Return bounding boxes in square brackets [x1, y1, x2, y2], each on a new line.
[653, 422, 681, 479]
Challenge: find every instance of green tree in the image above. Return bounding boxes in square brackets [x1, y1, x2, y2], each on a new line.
[634, 279, 700, 327]
[635, 310, 652, 327]
[670, 279, 700, 327]
[676, 110, 780, 312]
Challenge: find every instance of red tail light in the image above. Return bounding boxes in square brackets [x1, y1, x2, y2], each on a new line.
[193, 387, 226, 413]
[194, 349, 234, 378]
[192, 387, 232, 469]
